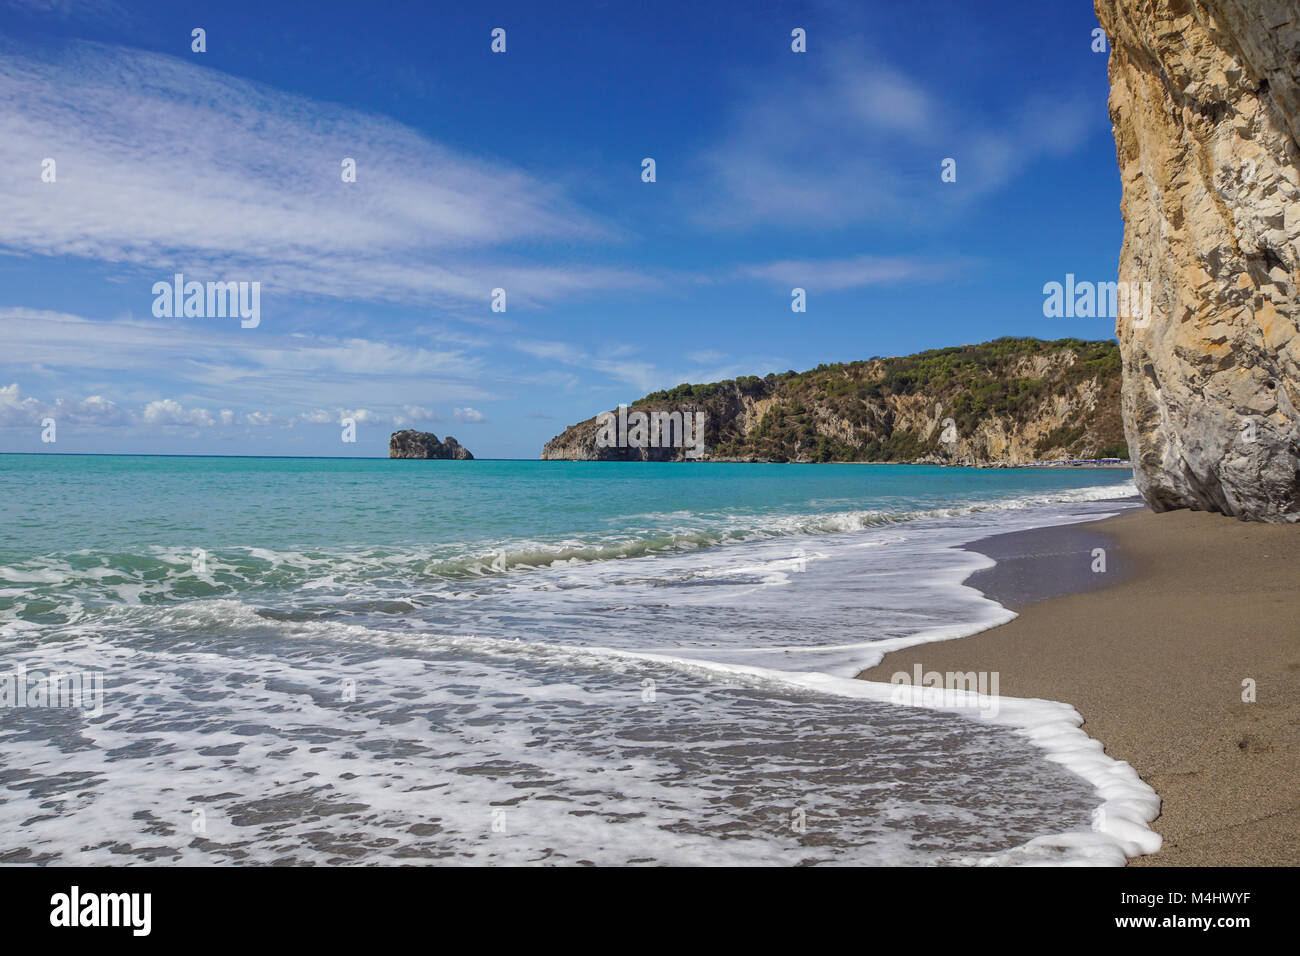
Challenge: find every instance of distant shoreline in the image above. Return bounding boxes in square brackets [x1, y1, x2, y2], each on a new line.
[535, 457, 1136, 468]
[0, 450, 1136, 469]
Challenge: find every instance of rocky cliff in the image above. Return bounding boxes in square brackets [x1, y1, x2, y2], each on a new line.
[542, 338, 1128, 465]
[389, 430, 473, 460]
[1096, 0, 1300, 520]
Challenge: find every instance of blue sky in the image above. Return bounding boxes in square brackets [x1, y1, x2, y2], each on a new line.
[0, 0, 1123, 458]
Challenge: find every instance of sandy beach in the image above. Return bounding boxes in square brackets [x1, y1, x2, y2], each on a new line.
[859, 507, 1300, 866]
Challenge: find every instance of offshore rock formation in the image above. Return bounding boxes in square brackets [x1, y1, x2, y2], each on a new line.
[389, 430, 473, 460]
[1096, 0, 1300, 520]
[542, 338, 1128, 465]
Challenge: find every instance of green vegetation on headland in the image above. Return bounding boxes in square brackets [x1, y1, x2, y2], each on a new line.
[543, 337, 1129, 464]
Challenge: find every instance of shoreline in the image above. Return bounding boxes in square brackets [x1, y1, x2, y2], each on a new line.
[858, 507, 1300, 866]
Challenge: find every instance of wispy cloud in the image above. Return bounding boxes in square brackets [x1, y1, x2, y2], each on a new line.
[0, 380, 464, 434]
[736, 254, 953, 291]
[395, 404, 441, 426]
[509, 336, 787, 396]
[697, 46, 1094, 229]
[0, 307, 496, 417]
[1, 0, 127, 20]
[0, 40, 651, 311]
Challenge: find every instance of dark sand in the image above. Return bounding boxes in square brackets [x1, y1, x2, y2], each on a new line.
[859, 507, 1300, 866]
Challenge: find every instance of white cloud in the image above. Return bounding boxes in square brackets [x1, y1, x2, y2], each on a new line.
[0, 382, 47, 425]
[0, 381, 128, 425]
[0, 40, 651, 310]
[505, 337, 790, 398]
[140, 399, 215, 427]
[394, 405, 441, 427]
[0, 308, 498, 413]
[697, 47, 1094, 229]
[737, 254, 952, 291]
[74, 394, 126, 423]
[453, 407, 486, 423]
[1, 0, 126, 19]
[513, 340, 588, 364]
[686, 350, 727, 365]
[0, 380, 453, 436]
[296, 409, 335, 425]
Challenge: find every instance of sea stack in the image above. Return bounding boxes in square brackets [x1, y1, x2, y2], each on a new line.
[1096, 0, 1300, 520]
[389, 430, 474, 460]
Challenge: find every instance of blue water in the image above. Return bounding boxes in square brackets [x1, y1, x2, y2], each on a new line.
[4, 453, 1131, 552]
[0, 455, 1143, 865]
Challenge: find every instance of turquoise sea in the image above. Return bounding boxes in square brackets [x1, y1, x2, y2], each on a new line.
[0, 455, 1155, 865]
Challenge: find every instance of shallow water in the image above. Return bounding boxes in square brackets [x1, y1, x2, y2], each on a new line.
[0, 456, 1146, 864]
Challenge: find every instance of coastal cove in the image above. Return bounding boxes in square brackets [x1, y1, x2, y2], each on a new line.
[1, 0, 1298, 908]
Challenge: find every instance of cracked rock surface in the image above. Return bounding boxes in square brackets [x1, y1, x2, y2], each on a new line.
[1097, 0, 1300, 519]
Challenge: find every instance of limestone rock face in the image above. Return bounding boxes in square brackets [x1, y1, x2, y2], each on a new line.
[542, 339, 1128, 465]
[389, 430, 473, 460]
[1096, 0, 1300, 520]
[541, 408, 709, 462]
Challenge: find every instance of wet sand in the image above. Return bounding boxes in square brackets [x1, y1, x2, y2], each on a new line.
[859, 507, 1300, 866]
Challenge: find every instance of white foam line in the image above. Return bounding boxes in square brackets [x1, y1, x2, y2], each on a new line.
[622, 506, 1125, 668]
[619, 614, 1015, 662]
[530, 640, 1162, 866]
[315, 494, 1159, 865]
[451, 497, 1160, 865]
